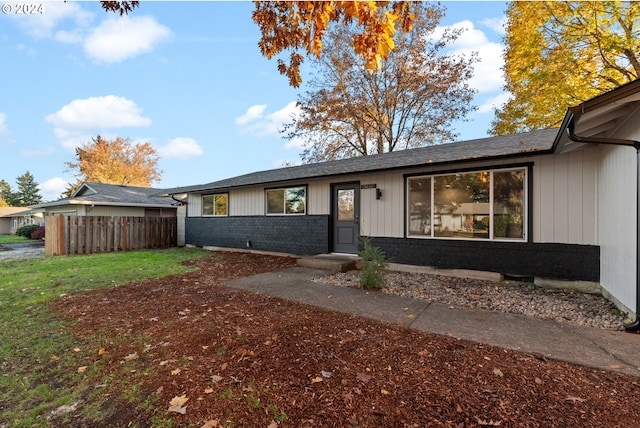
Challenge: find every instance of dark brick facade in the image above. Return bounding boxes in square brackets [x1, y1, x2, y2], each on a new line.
[185, 216, 599, 282]
[185, 216, 329, 255]
[368, 237, 600, 282]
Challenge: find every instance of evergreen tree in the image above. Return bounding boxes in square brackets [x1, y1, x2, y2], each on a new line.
[13, 171, 43, 207]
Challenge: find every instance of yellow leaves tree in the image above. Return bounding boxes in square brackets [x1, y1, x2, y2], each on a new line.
[491, 1, 640, 135]
[100, 1, 415, 88]
[65, 136, 161, 189]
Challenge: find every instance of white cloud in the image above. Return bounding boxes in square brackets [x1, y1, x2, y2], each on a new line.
[284, 136, 306, 150]
[236, 102, 299, 137]
[480, 17, 507, 36]
[435, 20, 505, 94]
[0, 113, 7, 134]
[84, 16, 172, 63]
[39, 177, 69, 202]
[55, 29, 84, 44]
[158, 137, 204, 160]
[267, 101, 299, 124]
[8, 1, 94, 39]
[46, 95, 151, 129]
[235, 105, 267, 126]
[51, 128, 92, 151]
[46, 95, 151, 150]
[478, 92, 512, 114]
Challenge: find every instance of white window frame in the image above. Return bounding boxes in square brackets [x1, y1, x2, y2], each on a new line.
[202, 193, 228, 217]
[265, 186, 307, 216]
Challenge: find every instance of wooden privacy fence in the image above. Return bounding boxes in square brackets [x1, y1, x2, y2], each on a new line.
[45, 215, 177, 256]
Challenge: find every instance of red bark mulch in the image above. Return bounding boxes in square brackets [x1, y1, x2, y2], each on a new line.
[51, 251, 640, 427]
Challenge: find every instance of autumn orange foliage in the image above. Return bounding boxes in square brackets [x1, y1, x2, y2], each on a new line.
[65, 136, 161, 187]
[253, 1, 415, 87]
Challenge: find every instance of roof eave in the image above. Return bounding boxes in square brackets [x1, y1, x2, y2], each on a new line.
[167, 147, 553, 195]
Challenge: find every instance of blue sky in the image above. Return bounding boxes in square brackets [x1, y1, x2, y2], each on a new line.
[0, 1, 509, 201]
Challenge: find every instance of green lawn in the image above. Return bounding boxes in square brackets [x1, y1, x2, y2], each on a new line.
[0, 247, 211, 427]
[0, 234, 31, 244]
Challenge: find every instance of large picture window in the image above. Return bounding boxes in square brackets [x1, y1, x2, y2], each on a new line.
[202, 193, 228, 216]
[407, 168, 526, 240]
[266, 186, 306, 215]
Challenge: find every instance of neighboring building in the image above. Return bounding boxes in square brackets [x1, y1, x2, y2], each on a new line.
[30, 182, 177, 218]
[162, 80, 640, 326]
[0, 207, 42, 234]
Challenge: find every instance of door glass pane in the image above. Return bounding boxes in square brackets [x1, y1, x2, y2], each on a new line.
[338, 189, 354, 221]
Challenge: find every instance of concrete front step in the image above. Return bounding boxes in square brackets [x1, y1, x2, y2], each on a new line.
[297, 254, 360, 272]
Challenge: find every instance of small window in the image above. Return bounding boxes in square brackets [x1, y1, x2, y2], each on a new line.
[202, 193, 228, 216]
[266, 186, 306, 215]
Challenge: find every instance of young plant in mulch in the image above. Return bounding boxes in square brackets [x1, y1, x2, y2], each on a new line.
[358, 237, 389, 290]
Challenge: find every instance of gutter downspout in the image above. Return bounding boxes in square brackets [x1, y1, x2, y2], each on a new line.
[171, 195, 188, 205]
[567, 119, 640, 332]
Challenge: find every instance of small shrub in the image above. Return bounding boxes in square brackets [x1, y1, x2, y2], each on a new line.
[31, 226, 45, 240]
[16, 224, 39, 238]
[358, 237, 389, 290]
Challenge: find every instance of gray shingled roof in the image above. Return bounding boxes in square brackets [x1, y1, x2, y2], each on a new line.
[31, 182, 175, 209]
[163, 128, 559, 195]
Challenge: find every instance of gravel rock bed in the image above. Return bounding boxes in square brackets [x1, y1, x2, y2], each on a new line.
[313, 271, 627, 330]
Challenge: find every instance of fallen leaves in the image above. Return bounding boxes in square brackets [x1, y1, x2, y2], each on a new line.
[123, 352, 138, 362]
[168, 395, 189, 414]
[356, 372, 372, 383]
[475, 417, 502, 426]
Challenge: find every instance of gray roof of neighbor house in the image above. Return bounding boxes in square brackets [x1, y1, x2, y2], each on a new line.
[30, 182, 175, 209]
[162, 128, 559, 195]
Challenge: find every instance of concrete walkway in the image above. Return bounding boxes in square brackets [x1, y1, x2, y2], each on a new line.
[226, 266, 640, 378]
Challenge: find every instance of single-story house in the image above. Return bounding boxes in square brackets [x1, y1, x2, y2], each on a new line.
[0, 207, 43, 234]
[162, 79, 640, 329]
[30, 182, 178, 218]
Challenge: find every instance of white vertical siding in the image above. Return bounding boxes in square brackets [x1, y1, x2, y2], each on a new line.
[535, 157, 555, 242]
[598, 144, 637, 313]
[187, 193, 202, 217]
[552, 154, 569, 242]
[230, 188, 263, 216]
[531, 147, 598, 245]
[567, 151, 584, 243]
[308, 179, 330, 215]
[360, 171, 405, 238]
